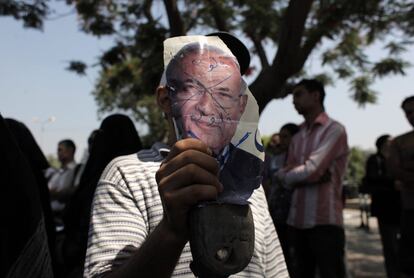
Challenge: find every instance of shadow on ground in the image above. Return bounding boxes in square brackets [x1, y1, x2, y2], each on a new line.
[344, 198, 386, 278]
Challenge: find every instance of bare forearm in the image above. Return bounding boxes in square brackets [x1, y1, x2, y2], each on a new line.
[103, 219, 187, 278]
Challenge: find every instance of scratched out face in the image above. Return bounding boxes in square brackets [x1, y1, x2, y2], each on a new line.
[168, 48, 247, 155]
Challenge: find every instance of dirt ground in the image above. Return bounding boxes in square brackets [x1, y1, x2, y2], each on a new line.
[344, 198, 386, 278]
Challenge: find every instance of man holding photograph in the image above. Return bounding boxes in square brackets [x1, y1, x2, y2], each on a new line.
[84, 34, 288, 278]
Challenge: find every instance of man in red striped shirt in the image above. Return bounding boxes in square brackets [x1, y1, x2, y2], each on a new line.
[277, 79, 349, 278]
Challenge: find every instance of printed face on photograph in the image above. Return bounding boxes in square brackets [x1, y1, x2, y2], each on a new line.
[167, 44, 247, 155]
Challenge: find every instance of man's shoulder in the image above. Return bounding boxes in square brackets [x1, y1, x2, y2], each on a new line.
[393, 130, 414, 145]
[101, 143, 167, 182]
[110, 142, 168, 167]
[325, 115, 347, 133]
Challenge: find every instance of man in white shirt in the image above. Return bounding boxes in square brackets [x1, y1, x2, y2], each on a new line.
[48, 139, 78, 214]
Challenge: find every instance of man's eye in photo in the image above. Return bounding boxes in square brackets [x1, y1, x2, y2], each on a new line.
[217, 92, 232, 100]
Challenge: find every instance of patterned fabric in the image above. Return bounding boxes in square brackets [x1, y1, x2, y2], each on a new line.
[6, 218, 53, 278]
[84, 142, 288, 278]
[284, 112, 349, 229]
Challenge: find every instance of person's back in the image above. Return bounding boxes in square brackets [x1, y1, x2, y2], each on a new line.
[364, 152, 400, 220]
[62, 114, 142, 276]
[390, 130, 414, 209]
[0, 115, 53, 278]
[5, 118, 58, 275]
[363, 135, 400, 278]
[388, 96, 414, 277]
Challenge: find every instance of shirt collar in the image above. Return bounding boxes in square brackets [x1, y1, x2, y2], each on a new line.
[314, 112, 329, 125]
[301, 111, 329, 130]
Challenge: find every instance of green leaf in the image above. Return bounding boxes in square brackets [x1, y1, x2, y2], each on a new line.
[372, 58, 410, 77]
[66, 61, 87, 75]
[384, 42, 407, 55]
[350, 76, 377, 106]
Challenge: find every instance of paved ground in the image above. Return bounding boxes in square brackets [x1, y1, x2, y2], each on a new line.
[344, 198, 386, 278]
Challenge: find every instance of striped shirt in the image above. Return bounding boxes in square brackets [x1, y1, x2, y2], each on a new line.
[84, 142, 288, 277]
[283, 112, 348, 229]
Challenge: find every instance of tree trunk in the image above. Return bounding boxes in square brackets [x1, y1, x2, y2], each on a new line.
[250, 0, 315, 114]
[250, 67, 289, 114]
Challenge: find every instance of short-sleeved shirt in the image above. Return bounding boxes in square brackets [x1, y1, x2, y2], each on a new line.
[84, 142, 288, 278]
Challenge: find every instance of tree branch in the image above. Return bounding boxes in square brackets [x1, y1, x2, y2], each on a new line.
[271, 0, 315, 76]
[247, 33, 269, 68]
[296, 4, 348, 73]
[249, 0, 315, 112]
[204, 0, 228, 31]
[163, 0, 185, 36]
[142, 0, 154, 23]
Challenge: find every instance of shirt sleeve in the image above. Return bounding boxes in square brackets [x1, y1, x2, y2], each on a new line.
[285, 123, 348, 186]
[84, 160, 148, 278]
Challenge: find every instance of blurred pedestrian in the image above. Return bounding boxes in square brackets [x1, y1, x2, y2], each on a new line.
[62, 114, 142, 277]
[0, 114, 53, 278]
[388, 96, 414, 277]
[276, 79, 349, 278]
[267, 123, 299, 275]
[48, 139, 79, 228]
[263, 133, 282, 197]
[72, 129, 99, 188]
[5, 118, 58, 275]
[362, 134, 400, 278]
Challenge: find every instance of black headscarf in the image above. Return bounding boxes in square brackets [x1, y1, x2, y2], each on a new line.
[0, 115, 53, 278]
[5, 119, 57, 269]
[63, 114, 142, 270]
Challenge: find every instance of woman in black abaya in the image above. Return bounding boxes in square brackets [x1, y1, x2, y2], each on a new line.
[0, 115, 53, 278]
[63, 114, 142, 277]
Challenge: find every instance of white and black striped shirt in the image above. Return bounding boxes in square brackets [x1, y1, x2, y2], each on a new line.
[84, 142, 288, 277]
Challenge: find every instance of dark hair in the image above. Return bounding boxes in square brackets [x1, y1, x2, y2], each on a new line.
[401, 96, 414, 110]
[280, 123, 300, 136]
[59, 139, 76, 154]
[294, 79, 326, 106]
[375, 134, 390, 151]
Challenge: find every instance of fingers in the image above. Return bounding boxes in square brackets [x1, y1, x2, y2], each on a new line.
[156, 138, 219, 185]
[165, 138, 212, 162]
[158, 164, 222, 193]
[158, 149, 220, 181]
[155, 138, 222, 239]
[163, 184, 219, 209]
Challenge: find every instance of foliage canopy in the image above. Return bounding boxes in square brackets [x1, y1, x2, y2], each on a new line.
[2, 0, 414, 142]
